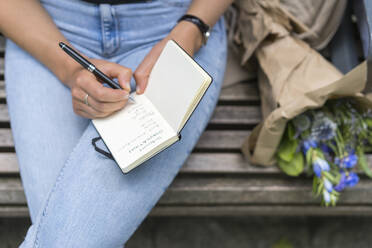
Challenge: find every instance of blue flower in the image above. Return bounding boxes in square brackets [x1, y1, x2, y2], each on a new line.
[313, 158, 330, 178]
[334, 173, 346, 191]
[323, 190, 331, 204]
[320, 144, 333, 161]
[345, 172, 359, 187]
[323, 178, 333, 193]
[311, 116, 337, 141]
[334, 172, 360, 192]
[302, 139, 318, 154]
[334, 153, 358, 169]
[320, 144, 332, 154]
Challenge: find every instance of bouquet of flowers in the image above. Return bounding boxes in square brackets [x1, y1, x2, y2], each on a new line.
[276, 98, 372, 206]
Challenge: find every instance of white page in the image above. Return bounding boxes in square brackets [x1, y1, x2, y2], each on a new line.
[92, 94, 176, 170]
[144, 40, 211, 132]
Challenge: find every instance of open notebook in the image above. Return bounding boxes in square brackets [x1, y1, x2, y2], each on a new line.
[92, 39, 212, 173]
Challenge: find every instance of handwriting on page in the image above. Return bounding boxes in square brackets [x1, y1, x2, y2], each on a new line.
[117, 102, 163, 153]
[113, 94, 176, 162]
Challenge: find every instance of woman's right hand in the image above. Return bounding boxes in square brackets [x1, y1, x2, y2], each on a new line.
[63, 59, 132, 119]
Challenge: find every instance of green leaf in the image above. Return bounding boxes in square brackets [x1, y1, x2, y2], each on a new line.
[357, 148, 372, 178]
[312, 176, 318, 195]
[323, 171, 338, 184]
[278, 152, 304, 176]
[366, 118, 372, 128]
[306, 148, 313, 166]
[326, 142, 338, 156]
[330, 193, 338, 207]
[315, 181, 323, 197]
[277, 138, 298, 162]
[287, 122, 296, 141]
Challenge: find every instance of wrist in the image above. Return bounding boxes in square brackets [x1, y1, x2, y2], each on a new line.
[55, 61, 80, 88]
[169, 20, 203, 55]
[53, 46, 83, 88]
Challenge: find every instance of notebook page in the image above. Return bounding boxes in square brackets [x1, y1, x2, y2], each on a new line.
[92, 94, 176, 170]
[144, 40, 211, 132]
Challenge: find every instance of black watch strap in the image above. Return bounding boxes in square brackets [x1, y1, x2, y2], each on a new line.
[177, 14, 210, 44]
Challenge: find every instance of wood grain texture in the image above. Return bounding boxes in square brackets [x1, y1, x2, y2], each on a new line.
[0, 152, 277, 175]
[196, 130, 249, 150]
[0, 129, 250, 150]
[0, 81, 5, 99]
[0, 129, 13, 147]
[210, 106, 261, 125]
[2, 152, 371, 175]
[149, 205, 372, 216]
[4, 205, 372, 217]
[0, 105, 262, 124]
[0, 58, 3, 75]
[0, 153, 18, 173]
[219, 82, 259, 102]
[2, 176, 372, 206]
[0, 81, 261, 103]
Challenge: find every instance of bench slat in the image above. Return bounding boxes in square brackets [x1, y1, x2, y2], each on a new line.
[0, 105, 261, 125]
[219, 82, 259, 102]
[0, 81, 5, 99]
[0, 58, 3, 75]
[0, 129, 13, 147]
[149, 205, 372, 216]
[0, 153, 17, 173]
[0, 129, 370, 174]
[0, 81, 260, 103]
[2, 151, 371, 175]
[209, 106, 261, 125]
[0, 152, 279, 175]
[4, 205, 372, 217]
[2, 205, 372, 217]
[196, 130, 248, 150]
[0, 129, 250, 150]
[2, 176, 372, 205]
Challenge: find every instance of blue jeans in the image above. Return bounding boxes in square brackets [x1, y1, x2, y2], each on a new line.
[5, 0, 227, 247]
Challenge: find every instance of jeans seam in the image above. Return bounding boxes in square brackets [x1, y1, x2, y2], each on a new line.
[33, 121, 93, 248]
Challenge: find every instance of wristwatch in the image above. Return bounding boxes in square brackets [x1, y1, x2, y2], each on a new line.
[177, 14, 211, 46]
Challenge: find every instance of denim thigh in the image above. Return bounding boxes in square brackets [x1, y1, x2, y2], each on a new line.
[4, 40, 91, 224]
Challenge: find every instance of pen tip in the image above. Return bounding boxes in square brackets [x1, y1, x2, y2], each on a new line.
[59, 42, 65, 49]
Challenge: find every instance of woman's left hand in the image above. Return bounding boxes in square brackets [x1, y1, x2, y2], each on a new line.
[134, 20, 204, 94]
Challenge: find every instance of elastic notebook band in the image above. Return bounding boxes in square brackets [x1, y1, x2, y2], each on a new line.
[91, 136, 114, 160]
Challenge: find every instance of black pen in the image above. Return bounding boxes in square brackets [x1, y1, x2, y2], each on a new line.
[59, 42, 135, 103]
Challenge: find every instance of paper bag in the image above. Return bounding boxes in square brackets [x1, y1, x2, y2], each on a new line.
[241, 30, 371, 165]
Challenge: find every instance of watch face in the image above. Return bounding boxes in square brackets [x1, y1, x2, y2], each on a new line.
[203, 31, 210, 44]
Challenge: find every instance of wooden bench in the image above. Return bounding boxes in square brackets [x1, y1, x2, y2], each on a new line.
[1, 4, 372, 217]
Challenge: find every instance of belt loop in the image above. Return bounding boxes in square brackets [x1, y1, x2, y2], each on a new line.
[99, 4, 120, 57]
[111, 6, 120, 54]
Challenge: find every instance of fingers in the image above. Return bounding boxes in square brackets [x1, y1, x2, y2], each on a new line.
[74, 71, 130, 103]
[97, 61, 132, 92]
[134, 41, 164, 94]
[68, 58, 134, 119]
[73, 96, 126, 119]
[71, 87, 128, 114]
[73, 99, 107, 118]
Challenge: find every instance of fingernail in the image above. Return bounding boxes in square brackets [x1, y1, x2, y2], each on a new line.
[125, 81, 131, 90]
[123, 93, 129, 99]
[136, 85, 141, 94]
